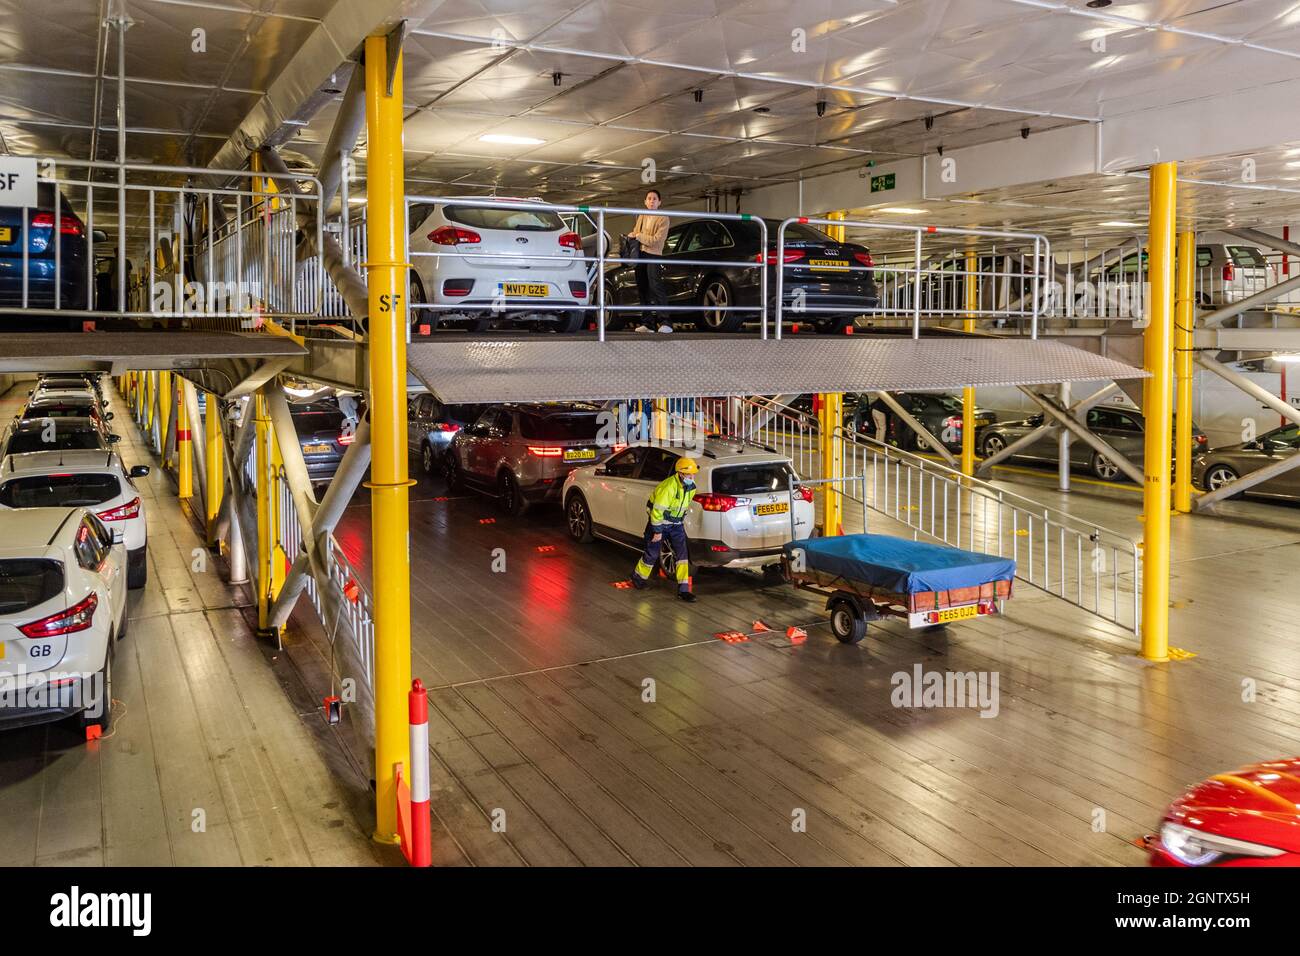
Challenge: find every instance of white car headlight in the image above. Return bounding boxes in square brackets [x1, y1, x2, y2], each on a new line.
[1160, 821, 1286, 866]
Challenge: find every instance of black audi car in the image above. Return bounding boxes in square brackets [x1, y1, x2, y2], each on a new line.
[603, 217, 878, 333]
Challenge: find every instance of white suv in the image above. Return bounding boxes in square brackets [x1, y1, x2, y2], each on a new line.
[407, 198, 589, 333]
[562, 438, 816, 575]
[0, 507, 128, 734]
[0, 450, 150, 588]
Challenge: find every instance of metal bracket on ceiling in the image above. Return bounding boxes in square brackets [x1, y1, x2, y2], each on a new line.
[105, 0, 134, 29]
[385, 21, 407, 97]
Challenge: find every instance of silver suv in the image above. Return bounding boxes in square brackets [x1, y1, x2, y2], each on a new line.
[443, 402, 612, 515]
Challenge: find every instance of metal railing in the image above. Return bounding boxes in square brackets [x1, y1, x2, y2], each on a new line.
[699, 394, 1141, 637]
[782, 217, 1050, 338]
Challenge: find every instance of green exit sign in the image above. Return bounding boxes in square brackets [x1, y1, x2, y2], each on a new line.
[870, 172, 895, 194]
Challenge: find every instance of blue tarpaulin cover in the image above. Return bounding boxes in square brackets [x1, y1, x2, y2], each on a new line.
[784, 533, 1016, 595]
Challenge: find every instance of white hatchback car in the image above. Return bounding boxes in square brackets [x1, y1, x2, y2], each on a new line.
[407, 198, 589, 333]
[562, 438, 816, 575]
[0, 507, 127, 734]
[0, 450, 150, 588]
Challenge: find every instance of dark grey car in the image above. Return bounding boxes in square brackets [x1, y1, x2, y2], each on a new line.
[407, 394, 488, 476]
[850, 391, 997, 452]
[1193, 423, 1300, 500]
[978, 405, 1207, 481]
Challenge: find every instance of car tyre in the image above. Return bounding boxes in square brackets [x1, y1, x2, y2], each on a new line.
[658, 539, 678, 581]
[695, 276, 742, 332]
[761, 562, 786, 586]
[421, 441, 439, 476]
[498, 471, 529, 517]
[127, 545, 147, 589]
[980, 432, 1007, 459]
[409, 272, 431, 329]
[443, 453, 465, 493]
[555, 310, 584, 334]
[814, 316, 853, 334]
[80, 642, 113, 734]
[565, 492, 594, 543]
[828, 597, 867, 645]
[1090, 451, 1122, 482]
[1203, 464, 1242, 499]
[602, 283, 627, 331]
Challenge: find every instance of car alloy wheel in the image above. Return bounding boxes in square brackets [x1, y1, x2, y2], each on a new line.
[422, 442, 437, 475]
[658, 540, 677, 580]
[1092, 453, 1120, 481]
[1205, 465, 1239, 492]
[566, 494, 593, 542]
[981, 433, 1006, 458]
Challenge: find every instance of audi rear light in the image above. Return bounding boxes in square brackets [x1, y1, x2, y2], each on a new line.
[527, 445, 563, 457]
[695, 493, 739, 512]
[755, 250, 806, 264]
[796, 486, 814, 503]
[434, 422, 461, 433]
[20, 591, 97, 639]
[854, 252, 874, 268]
[1223, 262, 1234, 282]
[558, 231, 580, 249]
[429, 225, 481, 245]
[96, 496, 140, 521]
[31, 211, 84, 237]
[338, 432, 356, 446]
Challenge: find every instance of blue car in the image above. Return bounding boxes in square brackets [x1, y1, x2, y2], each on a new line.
[0, 182, 94, 316]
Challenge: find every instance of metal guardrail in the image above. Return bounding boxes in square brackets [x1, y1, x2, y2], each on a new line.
[697, 394, 1141, 637]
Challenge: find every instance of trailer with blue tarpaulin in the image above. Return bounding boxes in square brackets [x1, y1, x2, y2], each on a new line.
[781, 533, 1016, 644]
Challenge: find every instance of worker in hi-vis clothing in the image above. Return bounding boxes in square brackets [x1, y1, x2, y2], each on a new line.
[631, 457, 699, 602]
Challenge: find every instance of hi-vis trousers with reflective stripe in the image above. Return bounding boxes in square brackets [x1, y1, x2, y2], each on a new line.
[633, 521, 691, 592]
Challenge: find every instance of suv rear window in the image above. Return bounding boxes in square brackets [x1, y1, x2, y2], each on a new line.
[443, 206, 565, 232]
[1228, 246, 1268, 268]
[291, 404, 345, 436]
[711, 461, 796, 495]
[5, 428, 103, 454]
[0, 473, 120, 508]
[519, 412, 598, 441]
[0, 558, 62, 614]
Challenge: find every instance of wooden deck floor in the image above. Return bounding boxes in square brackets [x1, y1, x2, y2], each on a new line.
[310, 448, 1300, 867]
[0, 381, 390, 867]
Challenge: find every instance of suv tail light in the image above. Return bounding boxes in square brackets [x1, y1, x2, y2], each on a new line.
[695, 493, 739, 512]
[338, 431, 356, 446]
[20, 592, 97, 638]
[31, 211, 84, 237]
[756, 250, 806, 264]
[429, 225, 481, 245]
[558, 232, 580, 249]
[854, 252, 874, 268]
[796, 487, 814, 503]
[96, 497, 140, 521]
[527, 445, 563, 457]
[1223, 262, 1234, 282]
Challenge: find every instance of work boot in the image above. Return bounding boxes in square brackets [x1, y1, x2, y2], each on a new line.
[677, 589, 697, 603]
[631, 574, 649, 590]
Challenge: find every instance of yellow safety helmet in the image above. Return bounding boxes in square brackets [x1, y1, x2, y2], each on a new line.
[675, 457, 699, 476]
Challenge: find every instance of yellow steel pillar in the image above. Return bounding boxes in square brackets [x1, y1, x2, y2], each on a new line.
[818, 393, 844, 535]
[204, 394, 224, 544]
[654, 398, 669, 442]
[826, 211, 846, 243]
[177, 379, 193, 499]
[1141, 162, 1176, 662]
[1174, 230, 1195, 514]
[961, 250, 977, 476]
[157, 372, 171, 465]
[254, 392, 280, 633]
[365, 32, 412, 844]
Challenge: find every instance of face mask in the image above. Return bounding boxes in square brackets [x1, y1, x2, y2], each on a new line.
[681, 478, 695, 490]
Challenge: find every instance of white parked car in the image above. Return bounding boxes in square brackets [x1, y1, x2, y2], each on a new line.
[0, 450, 150, 588]
[0, 507, 128, 734]
[561, 438, 816, 575]
[407, 198, 589, 333]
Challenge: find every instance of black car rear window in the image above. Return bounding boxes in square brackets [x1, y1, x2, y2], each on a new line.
[6, 428, 103, 454]
[0, 558, 63, 614]
[443, 206, 565, 232]
[0, 473, 119, 508]
[445, 403, 485, 423]
[711, 462, 796, 494]
[519, 412, 598, 441]
[291, 406, 345, 436]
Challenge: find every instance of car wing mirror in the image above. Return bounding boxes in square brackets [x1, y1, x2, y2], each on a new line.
[593, 466, 608, 477]
[92, 229, 109, 244]
[129, 465, 150, 478]
[105, 412, 114, 420]
[107, 433, 121, 443]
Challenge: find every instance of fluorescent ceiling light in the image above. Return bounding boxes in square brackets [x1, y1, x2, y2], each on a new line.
[1099, 220, 1141, 227]
[1287, 160, 1300, 168]
[1274, 353, 1300, 363]
[879, 207, 925, 215]
[480, 133, 545, 145]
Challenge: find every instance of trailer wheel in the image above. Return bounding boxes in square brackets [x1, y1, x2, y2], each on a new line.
[829, 597, 867, 644]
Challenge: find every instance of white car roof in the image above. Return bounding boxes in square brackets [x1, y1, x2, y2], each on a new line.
[0, 449, 120, 477]
[0, 506, 81, 554]
[622, 437, 792, 466]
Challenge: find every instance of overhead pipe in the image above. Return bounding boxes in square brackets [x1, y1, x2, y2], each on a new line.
[1223, 227, 1300, 260]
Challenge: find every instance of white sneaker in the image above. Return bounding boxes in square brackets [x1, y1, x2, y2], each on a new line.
[635, 324, 653, 333]
[657, 324, 673, 334]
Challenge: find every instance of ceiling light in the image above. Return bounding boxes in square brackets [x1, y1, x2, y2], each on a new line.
[878, 207, 925, 215]
[1273, 353, 1300, 363]
[479, 133, 545, 145]
[1287, 161, 1300, 168]
[1099, 220, 1141, 227]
